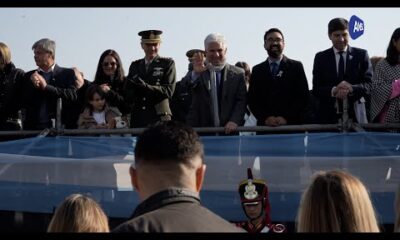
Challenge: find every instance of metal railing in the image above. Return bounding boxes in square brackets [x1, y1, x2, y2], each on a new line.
[1, 98, 400, 137]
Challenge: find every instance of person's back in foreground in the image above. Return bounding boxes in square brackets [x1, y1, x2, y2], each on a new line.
[113, 121, 243, 232]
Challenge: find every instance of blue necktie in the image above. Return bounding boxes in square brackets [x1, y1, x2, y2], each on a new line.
[338, 51, 345, 81]
[216, 71, 221, 91]
[270, 62, 278, 77]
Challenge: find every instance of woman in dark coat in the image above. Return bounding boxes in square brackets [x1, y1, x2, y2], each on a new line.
[93, 49, 128, 116]
[0, 42, 25, 131]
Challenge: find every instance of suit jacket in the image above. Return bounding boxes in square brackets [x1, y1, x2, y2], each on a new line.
[112, 188, 243, 232]
[170, 71, 196, 123]
[312, 46, 372, 124]
[125, 55, 176, 128]
[186, 64, 247, 127]
[21, 64, 77, 130]
[248, 56, 309, 125]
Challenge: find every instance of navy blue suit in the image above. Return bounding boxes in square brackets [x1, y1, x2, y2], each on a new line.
[248, 56, 309, 125]
[21, 65, 77, 130]
[312, 46, 372, 124]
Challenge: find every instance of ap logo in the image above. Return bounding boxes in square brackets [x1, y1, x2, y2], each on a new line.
[349, 15, 364, 40]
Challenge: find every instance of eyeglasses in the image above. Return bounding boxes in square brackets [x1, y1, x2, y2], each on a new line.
[103, 62, 117, 67]
[92, 98, 105, 102]
[266, 38, 283, 43]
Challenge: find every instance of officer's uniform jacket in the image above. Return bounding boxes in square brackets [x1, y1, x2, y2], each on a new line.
[125, 55, 176, 128]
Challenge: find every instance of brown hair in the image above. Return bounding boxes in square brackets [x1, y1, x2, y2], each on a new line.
[296, 170, 379, 232]
[47, 194, 109, 232]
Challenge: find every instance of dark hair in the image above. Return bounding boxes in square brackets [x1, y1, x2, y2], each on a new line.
[85, 84, 106, 113]
[235, 61, 251, 75]
[235, 61, 251, 85]
[328, 18, 348, 35]
[386, 27, 400, 66]
[93, 49, 125, 84]
[370, 56, 385, 71]
[264, 28, 284, 42]
[134, 121, 204, 166]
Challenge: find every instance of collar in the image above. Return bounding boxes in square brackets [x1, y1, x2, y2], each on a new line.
[38, 63, 55, 73]
[210, 63, 226, 72]
[145, 55, 158, 65]
[131, 187, 200, 218]
[267, 57, 282, 65]
[333, 46, 348, 54]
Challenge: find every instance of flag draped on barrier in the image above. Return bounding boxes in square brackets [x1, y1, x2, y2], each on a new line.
[0, 132, 399, 223]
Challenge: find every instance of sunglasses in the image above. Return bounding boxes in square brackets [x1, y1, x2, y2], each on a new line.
[92, 98, 105, 102]
[103, 62, 117, 67]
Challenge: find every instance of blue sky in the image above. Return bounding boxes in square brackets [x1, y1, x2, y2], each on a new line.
[0, 8, 398, 88]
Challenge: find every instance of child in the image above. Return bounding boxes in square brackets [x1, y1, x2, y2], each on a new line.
[77, 84, 121, 129]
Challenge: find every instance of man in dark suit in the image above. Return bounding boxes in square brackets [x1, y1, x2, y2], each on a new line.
[312, 18, 372, 124]
[170, 49, 205, 123]
[124, 30, 176, 128]
[248, 28, 309, 127]
[21, 38, 77, 130]
[113, 121, 243, 232]
[187, 33, 247, 134]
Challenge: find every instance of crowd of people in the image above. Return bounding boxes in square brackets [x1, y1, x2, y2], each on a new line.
[1, 16, 400, 232]
[0, 18, 399, 135]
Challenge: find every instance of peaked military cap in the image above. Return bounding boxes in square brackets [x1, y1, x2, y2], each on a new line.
[238, 168, 268, 204]
[138, 30, 162, 44]
[186, 49, 206, 59]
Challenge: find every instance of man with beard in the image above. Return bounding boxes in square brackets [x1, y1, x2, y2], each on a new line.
[312, 18, 372, 124]
[187, 33, 246, 134]
[248, 28, 309, 128]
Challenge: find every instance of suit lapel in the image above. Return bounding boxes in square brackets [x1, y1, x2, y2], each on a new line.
[329, 48, 339, 84]
[278, 56, 288, 79]
[345, 46, 353, 79]
[139, 59, 147, 77]
[221, 65, 230, 101]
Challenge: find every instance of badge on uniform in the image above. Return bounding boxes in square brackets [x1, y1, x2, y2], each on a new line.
[153, 67, 164, 77]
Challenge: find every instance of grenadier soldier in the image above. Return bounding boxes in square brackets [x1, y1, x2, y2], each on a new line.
[237, 168, 286, 233]
[124, 30, 176, 128]
[170, 49, 205, 123]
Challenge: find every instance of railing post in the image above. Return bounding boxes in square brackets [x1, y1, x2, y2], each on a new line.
[341, 98, 352, 133]
[56, 98, 62, 134]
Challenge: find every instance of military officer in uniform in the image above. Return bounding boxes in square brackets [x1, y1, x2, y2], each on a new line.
[170, 49, 205, 123]
[236, 168, 286, 233]
[124, 30, 176, 128]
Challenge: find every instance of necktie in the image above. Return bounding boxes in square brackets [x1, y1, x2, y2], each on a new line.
[210, 69, 220, 127]
[338, 51, 345, 82]
[216, 71, 221, 92]
[270, 62, 278, 77]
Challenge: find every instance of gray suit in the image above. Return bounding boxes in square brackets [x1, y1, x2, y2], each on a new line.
[187, 64, 246, 127]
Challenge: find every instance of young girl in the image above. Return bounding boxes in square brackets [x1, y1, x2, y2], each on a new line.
[77, 84, 121, 129]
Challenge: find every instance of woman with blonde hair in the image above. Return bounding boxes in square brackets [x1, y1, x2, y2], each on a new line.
[47, 194, 109, 232]
[296, 170, 380, 232]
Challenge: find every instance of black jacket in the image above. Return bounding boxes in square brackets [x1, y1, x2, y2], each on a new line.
[21, 65, 77, 130]
[0, 62, 24, 127]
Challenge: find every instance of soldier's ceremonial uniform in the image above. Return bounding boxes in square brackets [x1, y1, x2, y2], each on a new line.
[125, 30, 176, 128]
[236, 168, 286, 233]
